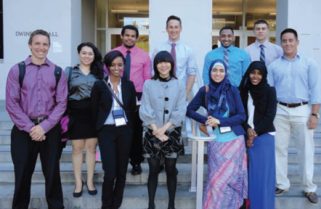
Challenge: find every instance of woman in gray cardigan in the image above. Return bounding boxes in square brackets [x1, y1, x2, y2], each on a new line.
[139, 51, 186, 209]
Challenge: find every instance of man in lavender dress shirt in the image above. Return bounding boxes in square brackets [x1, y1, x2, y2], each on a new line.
[245, 19, 282, 65]
[113, 25, 152, 175]
[6, 29, 67, 209]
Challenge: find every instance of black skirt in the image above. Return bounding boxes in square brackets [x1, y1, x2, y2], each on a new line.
[68, 99, 97, 140]
[143, 127, 184, 159]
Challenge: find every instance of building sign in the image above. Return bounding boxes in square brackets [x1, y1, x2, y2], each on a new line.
[15, 31, 59, 37]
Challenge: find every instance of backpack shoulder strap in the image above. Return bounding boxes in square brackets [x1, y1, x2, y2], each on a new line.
[18, 61, 26, 87]
[54, 66, 62, 91]
[68, 66, 73, 84]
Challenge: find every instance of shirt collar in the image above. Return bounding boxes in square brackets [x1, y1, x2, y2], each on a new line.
[25, 56, 51, 66]
[255, 39, 269, 47]
[120, 44, 137, 53]
[107, 77, 122, 88]
[281, 53, 300, 61]
[220, 45, 233, 51]
[167, 39, 181, 45]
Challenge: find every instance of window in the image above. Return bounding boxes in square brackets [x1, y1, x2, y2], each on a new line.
[96, 0, 149, 53]
[212, 0, 276, 47]
[0, 0, 3, 59]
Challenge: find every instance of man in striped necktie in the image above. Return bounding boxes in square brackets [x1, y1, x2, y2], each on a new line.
[202, 26, 250, 87]
[245, 19, 282, 66]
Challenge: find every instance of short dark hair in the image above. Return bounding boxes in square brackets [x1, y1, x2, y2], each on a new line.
[152, 51, 177, 80]
[28, 29, 50, 45]
[166, 15, 182, 27]
[121, 25, 139, 38]
[77, 42, 103, 79]
[219, 26, 234, 35]
[254, 19, 269, 28]
[104, 50, 125, 71]
[280, 28, 298, 40]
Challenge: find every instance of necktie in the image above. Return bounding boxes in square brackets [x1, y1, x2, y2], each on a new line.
[124, 50, 131, 80]
[260, 44, 265, 63]
[170, 43, 177, 71]
[223, 48, 229, 69]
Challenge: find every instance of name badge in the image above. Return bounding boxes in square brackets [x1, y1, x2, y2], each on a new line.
[112, 109, 127, 127]
[219, 126, 232, 134]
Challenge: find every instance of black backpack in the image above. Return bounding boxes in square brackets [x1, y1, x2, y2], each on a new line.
[18, 61, 62, 90]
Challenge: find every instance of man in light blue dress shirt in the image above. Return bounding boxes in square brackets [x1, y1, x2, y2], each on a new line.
[268, 28, 321, 204]
[202, 26, 250, 86]
[245, 19, 282, 65]
[153, 15, 198, 99]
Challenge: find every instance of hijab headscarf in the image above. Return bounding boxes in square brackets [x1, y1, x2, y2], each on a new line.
[207, 59, 231, 117]
[239, 61, 270, 111]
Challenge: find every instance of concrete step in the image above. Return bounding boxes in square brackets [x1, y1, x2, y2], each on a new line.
[1, 160, 321, 185]
[0, 162, 192, 185]
[0, 133, 10, 145]
[0, 183, 195, 209]
[0, 144, 194, 163]
[0, 121, 13, 131]
[3, 144, 321, 163]
[0, 183, 320, 209]
[275, 187, 321, 209]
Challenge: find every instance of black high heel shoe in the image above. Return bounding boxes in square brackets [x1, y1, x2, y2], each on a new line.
[73, 181, 84, 198]
[86, 182, 97, 195]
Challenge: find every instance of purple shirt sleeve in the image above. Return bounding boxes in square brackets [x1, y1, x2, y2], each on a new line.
[6, 65, 35, 132]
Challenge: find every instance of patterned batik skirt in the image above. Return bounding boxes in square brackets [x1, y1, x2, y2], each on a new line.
[203, 135, 248, 209]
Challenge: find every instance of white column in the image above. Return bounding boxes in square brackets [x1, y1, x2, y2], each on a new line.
[149, 0, 212, 86]
[276, 0, 321, 63]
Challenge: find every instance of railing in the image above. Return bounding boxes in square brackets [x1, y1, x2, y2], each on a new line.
[185, 118, 215, 209]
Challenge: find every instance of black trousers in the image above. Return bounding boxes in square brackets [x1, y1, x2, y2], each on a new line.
[11, 125, 64, 209]
[129, 107, 144, 166]
[98, 125, 132, 209]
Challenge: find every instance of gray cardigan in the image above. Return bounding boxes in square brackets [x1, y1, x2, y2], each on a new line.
[139, 78, 186, 128]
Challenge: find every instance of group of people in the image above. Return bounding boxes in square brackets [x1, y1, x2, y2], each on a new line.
[5, 15, 321, 209]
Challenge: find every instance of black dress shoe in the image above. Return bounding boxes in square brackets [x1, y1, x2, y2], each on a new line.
[131, 164, 142, 175]
[73, 181, 84, 198]
[275, 187, 287, 196]
[86, 183, 97, 195]
[305, 192, 319, 204]
[147, 204, 155, 209]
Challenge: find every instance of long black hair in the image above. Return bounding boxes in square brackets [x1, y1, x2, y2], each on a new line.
[77, 42, 104, 79]
[152, 51, 177, 80]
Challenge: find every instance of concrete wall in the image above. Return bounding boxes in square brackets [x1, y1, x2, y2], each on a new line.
[277, 0, 321, 64]
[149, 0, 212, 87]
[0, 0, 82, 99]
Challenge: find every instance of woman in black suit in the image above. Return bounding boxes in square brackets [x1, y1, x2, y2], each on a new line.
[91, 50, 136, 209]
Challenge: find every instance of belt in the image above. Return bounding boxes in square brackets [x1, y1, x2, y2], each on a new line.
[30, 116, 47, 125]
[278, 101, 308, 108]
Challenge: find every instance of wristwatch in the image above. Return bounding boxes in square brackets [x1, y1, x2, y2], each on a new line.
[311, 113, 320, 119]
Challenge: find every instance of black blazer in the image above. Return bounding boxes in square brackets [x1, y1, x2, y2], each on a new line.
[243, 87, 277, 136]
[91, 77, 137, 131]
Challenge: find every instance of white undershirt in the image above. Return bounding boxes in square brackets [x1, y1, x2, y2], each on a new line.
[247, 93, 275, 135]
[104, 78, 124, 125]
